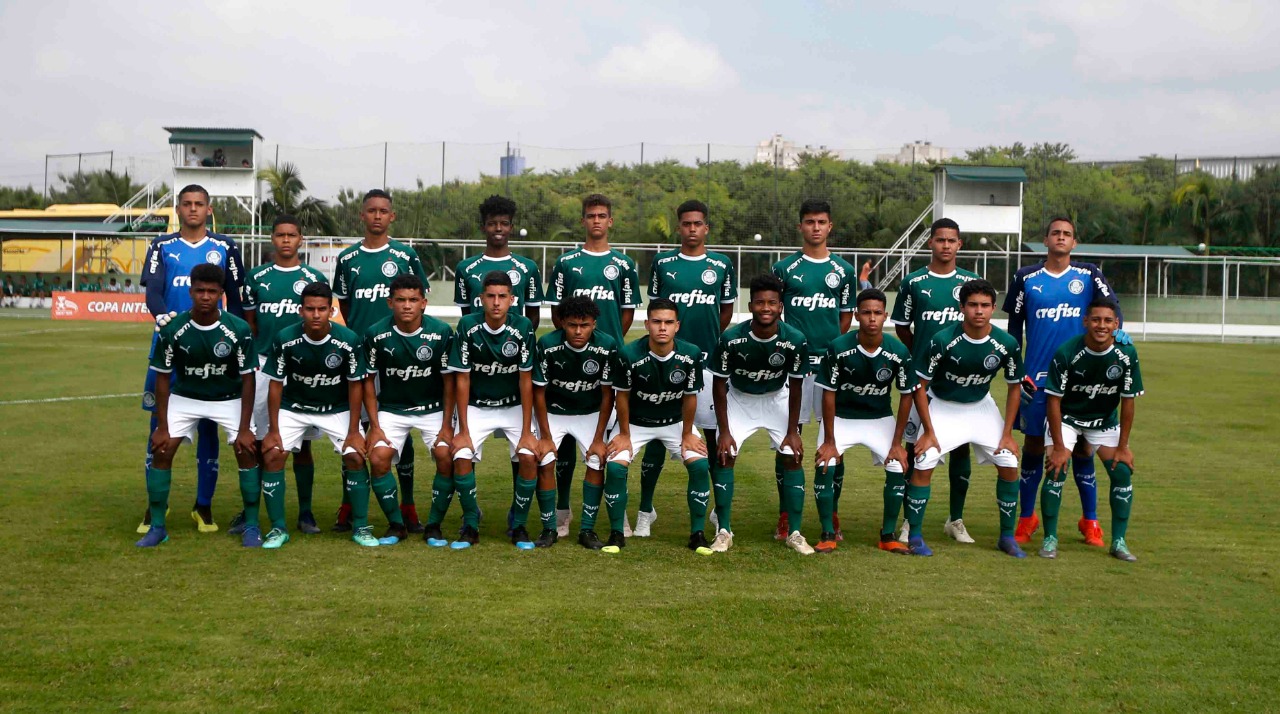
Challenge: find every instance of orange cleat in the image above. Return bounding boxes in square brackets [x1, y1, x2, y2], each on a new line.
[815, 533, 839, 553]
[1015, 513, 1041, 544]
[1079, 517, 1105, 547]
[774, 512, 790, 541]
[878, 538, 910, 555]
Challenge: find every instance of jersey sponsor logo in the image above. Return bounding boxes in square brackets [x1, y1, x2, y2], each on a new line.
[381, 261, 399, 278]
[583, 359, 600, 375]
[324, 353, 343, 369]
[205, 250, 223, 265]
[386, 365, 436, 380]
[767, 353, 785, 367]
[213, 341, 232, 358]
[982, 354, 1001, 370]
[1105, 364, 1122, 380]
[500, 341, 519, 358]
[292, 372, 343, 388]
[571, 285, 616, 302]
[636, 389, 681, 405]
[354, 284, 392, 301]
[734, 367, 783, 382]
[1071, 382, 1119, 399]
[293, 280, 307, 295]
[668, 291, 716, 306]
[669, 369, 687, 384]
[920, 306, 963, 323]
[824, 272, 840, 289]
[185, 363, 229, 379]
[945, 371, 993, 388]
[790, 294, 837, 310]
[416, 345, 433, 361]
[1034, 303, 1082, 321]
[172, 276, 192, 287]
[258, 301, 300, 317]
[876, 367, 893, 382]
[1069, 279, 1085, 294]
[603, 264, 620, 281]
[551, 377, 597, 392]
[701, 269, 718, 285]
[841, 382, 889, 396]
[506, 270, 522, 286]
[474, 361, 519, 376]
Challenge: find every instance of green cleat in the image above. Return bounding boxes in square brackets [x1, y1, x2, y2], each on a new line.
[351, 525, 380, 547]
[1109, 537, 1137, 562]
[1038, 534, 1058, 559]
[262, 528, 290, 550]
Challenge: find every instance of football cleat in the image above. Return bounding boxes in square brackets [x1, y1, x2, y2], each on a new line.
[332, 504, 353, 532]
[379, 522, 408, 546]
[710, 528, 734, 553]
[832, 512, 843, 542]
[134, 526, 169, 548]
[1079, 518, 1105, 547]
[352, 525, 380, 547]
[1109, 538, 1138, 562]
[708, 510, 720, 534]
[814, 532, 839, 553]
[943, 519, 976, 543]
[227, 510, 247, 536]
[401, 504, 425, 534]
[997, 535, 1027, 558]
[241, 525, 263, 548]
[534, 528, 558, 548]
[1015, 513, 1041, 544]
[578, 529, 606, 551]
[511, 526, 535, 550]
[774, 512, 790, 541]
[191, 505, 218, 533]
[687, 530, 711, 554]
[907, 535, 933, 556]
[785, 530, 815, 555]
[878, 536, 910, 555]
[296, 511, 321, 535]
[137, 507, 167, 535]
[451, 525, 480, 549]
[555, 508, 571, 538]
[1038, 534, 1058, 559]
[634, 509, 657, 537]
[622, 514, 633, 538]
[602, 529, 626, 554]
[897, 519, 910, 544]
[424, 523, 448, 548]
[262, 528, 290, 550]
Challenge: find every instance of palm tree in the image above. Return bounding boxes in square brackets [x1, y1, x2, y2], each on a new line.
[257, 162, 337, 235]
[1172, 173, 1237, 254]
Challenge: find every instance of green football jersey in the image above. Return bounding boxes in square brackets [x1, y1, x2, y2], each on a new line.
[648, 249, 737, 360]
[364, 315, 454, 415]
[447, 312, 535, 408]
[817, 332, 918, 420]
[546, 247, 641, 345]
[242, 262, 328, 357]
[533, 329, 617, 416]
[1044, 335, 1144, 430]
[709, 320, 808, 395]
[263, 322, 366, 415]
[920, 323, 1023, 404]
[613, 337, 703, 427]
[331, 240, 429, 337]
[453, 253, 543, 312]
[772, 251, 856, 371]
[890, 267, 981, 366]
[149, 311, 255, 402]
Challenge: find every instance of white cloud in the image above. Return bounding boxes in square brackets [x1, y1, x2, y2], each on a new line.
[594, 30, 738, 90]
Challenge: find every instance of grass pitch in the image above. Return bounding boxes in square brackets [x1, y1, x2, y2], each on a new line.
[0, 316, 1276, 712]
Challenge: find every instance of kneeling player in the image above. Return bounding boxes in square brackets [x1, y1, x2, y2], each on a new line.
[532, 296, 617, 550]
[1040, 299, 1143, 561]
[710, 274, 810, 554]
[138, 264, 259, 547]
[814, 289, 925, 553]
[260, 282, 371, 548]
[605, 298, 712, 554]
[447, 271, 538, 549]
[362, 274, 456, 546]
[908, 279, 1026, 558]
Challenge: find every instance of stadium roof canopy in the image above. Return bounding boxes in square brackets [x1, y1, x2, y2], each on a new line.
[935, 165, 1028, 183]
[1023, 243, 1193, 257]
[164, 127, 263, 146]
[0, 219, 129, 233]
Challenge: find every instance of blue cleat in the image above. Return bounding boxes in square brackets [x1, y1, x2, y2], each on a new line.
[424, 523, 448, 547]
[997, 535, 1027, 558]
[241, 525, 263, 548]
[451, 525, 479, 549]
[227, 510, 247, 536]
[907, 535, 933, 556]
[135, 526, 169, 548]
[510, 526, 535, 550]
[296, 511, 321, 535]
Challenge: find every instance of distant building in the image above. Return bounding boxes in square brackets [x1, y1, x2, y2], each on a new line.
[1075, 154, 1280, 182]
[500, 150, 526, 178]
[754, 134, 843, 169]
[877, 141, 950, 166]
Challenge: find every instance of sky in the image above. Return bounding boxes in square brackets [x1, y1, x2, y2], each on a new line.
[2, 0, 1278, 199]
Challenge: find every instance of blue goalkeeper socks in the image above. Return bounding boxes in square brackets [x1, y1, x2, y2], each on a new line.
[1018, 457, 1043, 518]
[1073, 455, 1098, 521]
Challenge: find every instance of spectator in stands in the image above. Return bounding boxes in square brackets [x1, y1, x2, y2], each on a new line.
[241, 159, 252, 168]
[213, 149, 226, 167]
[859, 260, 873, 291]
[77, 275, 94, 292]
[1, 275, 13, 307]
[18, 275, 31, 300]
[106, 277, 122, 292]
[32, 273, 48, 298]
[124, 278, 140, 294]
[50, 276, 62, 292]
[186, 147, 203, 167]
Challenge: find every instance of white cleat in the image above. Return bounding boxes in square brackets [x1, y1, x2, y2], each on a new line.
[897, 519, 910, 544]
[710, 528, 734, 553]
[634, 508, 657, 537]
[785, 530, 815, 555]
[709, 510, 720, 533]
[944, 518, 976, 543]
[555, 508, 571, 538]
[623, 513, 633, 538]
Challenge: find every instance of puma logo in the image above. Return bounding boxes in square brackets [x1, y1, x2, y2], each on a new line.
[665, 272, 677, 280]
[949, 354, 961, 364]
[1031, 285, 1044, 293]
[920, 289, 932, 298]
[571, 267, 584, 275]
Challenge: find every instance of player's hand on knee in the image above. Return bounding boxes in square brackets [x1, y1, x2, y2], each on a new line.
[681, 432, 707, 459]
[150, 427, 171, 455]
[451, 432, 473, 458]
[516, 431, 539, 457]
[233, 431, 257, 458]
[586, 438, 607, 466]
[780, 433, 804, 461]
[815, 441, 839, 469]
[434, 424, 454, 450]
[1047, 445, 1071, 474]
[886, 444, 908, 472]
[344, 431, 367, 457]
[536, 437, 558, 464]
[365, 426, 388, 451]
[262, 431, 283, 455]
[716, 433, 737, 465]
[913, 431, 938, 457]
[606, 434, 632, 461]
[998, 434, 1021, 459]
[1110, 446, 1135, 471]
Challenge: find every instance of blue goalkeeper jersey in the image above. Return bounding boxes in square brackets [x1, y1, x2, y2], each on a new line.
[142, 231, 245, 317]
[1002, 260, 1120, 386]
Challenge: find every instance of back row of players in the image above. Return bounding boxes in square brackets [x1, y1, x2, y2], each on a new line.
[136, 187, 1142, 561]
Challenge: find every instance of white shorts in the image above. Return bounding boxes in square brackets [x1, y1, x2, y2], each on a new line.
[694, 368, 717, 430]
[167, 394, 244, 444]
[457, 404, 533, 462]
[254, 356, 321, 442]
[375, 410, 447, 464]
[544, 412, 605, 470]
[797, 372, 823, 425]
[278, 409, 360, 455]
[725, 387, 795, 456]
[914, 395, 1018, 470]
[608, 422, 703, 464]
[1045, 423, 1120, 451]
[825, 415, 904, 473]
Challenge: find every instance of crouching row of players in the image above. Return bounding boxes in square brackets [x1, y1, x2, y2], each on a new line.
[138, 263, 1142, 561]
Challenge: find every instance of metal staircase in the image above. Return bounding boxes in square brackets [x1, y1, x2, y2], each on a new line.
[103, 177, 171, 231]
[872, 203, 934, 291]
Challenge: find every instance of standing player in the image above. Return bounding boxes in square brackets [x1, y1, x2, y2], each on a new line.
[890, 217, 982, 544]
[446, 272, 538, 549]
[139, 184, 247, 534]
[908, 279, 1025, 558]
[260, 282, 372, 548]
[532, 297, 617, 550]
[709, 274, 810, 555]
[332, 189, 429, 532]
[544, 194, 641, 536]
[771, 199, 855, 540]
[137, 264, 257, 547]
[362, 274, 456, 546]
[606, 298, 713, 554]
[1039, 299, 1143, 561]
[642, 199, 735, 537]
[814, 289, 924, 554]
[1004, 217, 1126, 547]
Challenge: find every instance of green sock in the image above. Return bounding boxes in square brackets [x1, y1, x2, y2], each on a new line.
[580, 480, 603, 531]
[1040, 468, 1067, 539]
[832, 462, 846, 514]
[686, 458, 711, 533]
[427, 473, 453, 526]
[949, 452, 971, 521]
[782, 467, 805, 534]
[536, 488, 557, 530]
[813, 464, 835, 534]
[454, 473, 479, 529]
[638, 440, 666, 513]
[292, 463, 315, 513]
[882, 469, 906, 536]
[344, 468, 371, 529]
[340, 467, 350, 507]
[371, 473, 404, 526]
[712, 466, 735, 533]
[1105, 460, 1134, 540]
[261, 469, 287, 530]
[603, 462, 629, 533]
[556, 439, 578, 510]
[905, 483, 931, 537]
[238, 466, 262, 528]
[146, 467, 172, 528]
[512, 478, 537, 528]
[997, 478, 1019, 538]
[774, 453, 786, 514]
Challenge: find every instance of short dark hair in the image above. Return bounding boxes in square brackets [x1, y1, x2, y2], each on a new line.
[930, 217, 960, 237]
[799, 199, 831, 220]
[178, 184, 209, 202]
[390, 274, 425, 296]
[301, 281, 333, 302]
[856, 288, 887, 308]
[558, 295, 600, 322]
[1087, 297, 1119, 316]
[189, 263, 224, 287]
[676, 199, 708, 222]
[481, 270, 513, 291]
[958, 279, 997, 305]
[363, 188, 393, 206]
[582, 194, 612, 216]
[272, 213, 301, 232]
[1045, 216, 1076, 236]
[749, 273, 785, 299]
[480, 194, 517, 222]
[647, 297, 679, 316]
